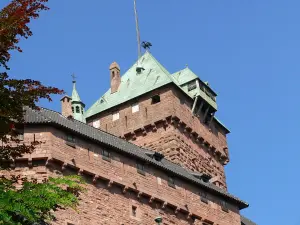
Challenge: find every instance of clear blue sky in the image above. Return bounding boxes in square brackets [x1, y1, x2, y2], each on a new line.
[2, 1, 299, 224]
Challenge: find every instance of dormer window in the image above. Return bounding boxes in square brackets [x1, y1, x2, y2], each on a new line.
[102, 149, 111, 162]
[220, 200, 229, 212]
[137, 163, 145, 175]
[168, 177, 175, 188]
[151, 95, 160, 104]
[200, 191, 209, 204]
[66, 134, 75, 148]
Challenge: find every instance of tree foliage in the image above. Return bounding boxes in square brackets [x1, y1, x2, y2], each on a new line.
[0, 1, 85, 224]
[0, 175, 85, 225]
[0, 0, 63, 162]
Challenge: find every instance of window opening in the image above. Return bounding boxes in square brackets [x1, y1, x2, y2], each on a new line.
[75, 106, 80, 113]
[188, 81, 197, 91]
[132, 206, 137, 217]
[72, 107, 74, 113]
[151, 95, 160, 104]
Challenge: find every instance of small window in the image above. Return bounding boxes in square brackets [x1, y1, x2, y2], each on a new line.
[151, 95, 160, 104]
[132, 102, 139, 113]
[75, 106, 80, 113]
[220, 200, 229, 212]
[200, 191, 209, 204]
[112, 112, 119, 121]
[81, 107, 84, 114]
[93, 119, 100, 129]
[131, 206, 137, 217]
[72, 107, 74, 113]
[137, 163, 145, 175]
[188, 81, 197, 91]
[168, 177, 175, 188]
[112, 71, 115, 78]
[102, 149, 111, 162]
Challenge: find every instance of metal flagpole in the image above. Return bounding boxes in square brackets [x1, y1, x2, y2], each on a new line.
[134, 0, 142, 60]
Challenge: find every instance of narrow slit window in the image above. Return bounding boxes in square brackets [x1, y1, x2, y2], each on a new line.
[131, 206, 137, 217]
[151, 95, 160, 104]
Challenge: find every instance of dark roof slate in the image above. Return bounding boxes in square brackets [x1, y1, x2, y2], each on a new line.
[24, 107, 248, 209]
[241, 216, 257, 225]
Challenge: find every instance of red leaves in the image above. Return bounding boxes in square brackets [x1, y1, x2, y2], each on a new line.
[0, 0, 49, 69]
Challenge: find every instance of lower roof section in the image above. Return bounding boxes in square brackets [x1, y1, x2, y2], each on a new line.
[24, 107, 248, 209]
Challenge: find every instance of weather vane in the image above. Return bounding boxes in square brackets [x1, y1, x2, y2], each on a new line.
[71, 73, 76, 82]
[142, 41, 152, 51]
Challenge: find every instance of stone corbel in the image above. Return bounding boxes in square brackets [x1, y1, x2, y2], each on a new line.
[122, 186, 129, 194]
[149, 196, 155, 203]
[174, 207, 180, 214]
[162, 201, 168, 209]
[137, 191, 143, 199]
[107, 180, 113, 188]
[77, 168, 84, 176]
[141, 128, 147, 136]
[45, 158, 52, 167]
[92, 175, 99, 184]
[61, 162, 67, 171]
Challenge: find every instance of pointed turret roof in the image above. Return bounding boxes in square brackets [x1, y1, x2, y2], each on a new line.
[72, 81, 81, 102]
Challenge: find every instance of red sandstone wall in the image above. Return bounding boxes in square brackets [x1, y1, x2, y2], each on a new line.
[1, 126, 242, 225]
[86, 86, 228, 188]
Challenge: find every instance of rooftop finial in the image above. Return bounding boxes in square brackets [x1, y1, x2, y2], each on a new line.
[71, 73, 76, 83]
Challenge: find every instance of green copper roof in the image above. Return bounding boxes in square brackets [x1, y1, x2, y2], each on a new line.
[85, 51, 174, 118]
[172, 68, 217, 110]
[85, 51, 228, 132]
[71, 81, 81, 102]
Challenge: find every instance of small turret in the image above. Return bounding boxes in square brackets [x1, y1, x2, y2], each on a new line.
[71, 80, 86, 123]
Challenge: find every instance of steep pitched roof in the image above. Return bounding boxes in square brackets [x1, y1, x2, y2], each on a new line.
[24, 107, 248, 209]
[71, 81, 81, 102]
[85, 51, 229, 132]
[85, 51, 174, 118]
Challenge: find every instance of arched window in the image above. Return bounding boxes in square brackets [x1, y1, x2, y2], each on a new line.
[72, 107, 74, 113]
[76, 106, 80, 113]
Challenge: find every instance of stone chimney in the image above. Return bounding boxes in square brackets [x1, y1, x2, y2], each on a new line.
[110, 62, 121, 94]
[60, 95, 72, 117]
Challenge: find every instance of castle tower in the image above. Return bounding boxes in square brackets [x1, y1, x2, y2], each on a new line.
[85, 52, 230, 189]
[71, 80, 86, 123]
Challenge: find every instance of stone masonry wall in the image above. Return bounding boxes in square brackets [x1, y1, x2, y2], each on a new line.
[86, 85, 229, 188]
[1, 126, 242, 225]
